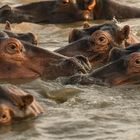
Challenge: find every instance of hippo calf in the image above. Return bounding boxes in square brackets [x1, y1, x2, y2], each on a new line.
[0, 85, 43, 125]
[66, 43, 140, 86]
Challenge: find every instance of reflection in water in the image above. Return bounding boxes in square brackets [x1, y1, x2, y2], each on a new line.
[0, 0, 140, 140]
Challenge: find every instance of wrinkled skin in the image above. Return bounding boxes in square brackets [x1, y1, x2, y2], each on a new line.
[3, 21, 38, 45]
[56, 23, 138, 67]
[0, 31, 91, 82]
[66, 43, 140, 86]
[0, 85, 43, 125]
[0, 0, 96, 23]
[69, 22, 139, 46]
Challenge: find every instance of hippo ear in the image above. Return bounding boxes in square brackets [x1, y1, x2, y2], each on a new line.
[87, 0, 96, 11]
[83, 22, 90, 29]
[108, 47, 124, 62]
[5, 21, 12, 30]
[68, 29, 82, 43]
[21, 95, 34, 106]
[121, 25, 130, 39]
[0, 5, 12, 15]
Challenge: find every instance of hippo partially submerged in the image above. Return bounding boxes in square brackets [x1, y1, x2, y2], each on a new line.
[66, 43, 140, 86]
[0, 0, 140, 23]
[55, 23, 138, 67]
[92, 0, 140, 20]
[3, 21, 38, 45]
[68, 22, 139, 46]
[0, 85, 43, 125]
[0, 0, 95, 23]
[0, 31, 90, 82]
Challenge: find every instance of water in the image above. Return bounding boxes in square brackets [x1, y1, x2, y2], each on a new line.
[0, 0, 140, 140]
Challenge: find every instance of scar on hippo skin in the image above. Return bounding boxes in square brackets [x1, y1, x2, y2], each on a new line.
[0, 85, 43, 125]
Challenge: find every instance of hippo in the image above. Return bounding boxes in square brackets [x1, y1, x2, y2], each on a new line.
[0, 0, 96, 23]
[66, 43, 140, 86]
[55, 23, 138, 67]
[3, 21, 38, 45]
[0, 0, 140, 23]
[92, 0, 140, 20]
[68, 22, 139, 46]
[0, 31, 91, 82]
[0, 85, 43, 125]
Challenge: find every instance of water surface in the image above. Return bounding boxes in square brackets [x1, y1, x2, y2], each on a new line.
[0, 0, 140, 140]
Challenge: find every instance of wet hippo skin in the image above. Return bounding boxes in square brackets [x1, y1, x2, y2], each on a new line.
[0, 31, 91, 82]
[93, 0, 140, 20]
[0, 85, 43, 125]
[65, 43, 140, 86]
[68, 22, 139, 46]
[0, 0, 96, 23]
[55, 22, 139, 67]
[0, 0, 140, 23]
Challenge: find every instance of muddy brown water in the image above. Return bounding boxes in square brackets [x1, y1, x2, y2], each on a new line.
[1, 0, 140, 140]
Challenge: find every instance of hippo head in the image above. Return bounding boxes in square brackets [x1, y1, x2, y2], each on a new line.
[56, 29, 116, 67]
[4, 21, 38, 45]
[3, 30, 38, 46]
[0, 85, 43, 125]
[90, 43, 140, 86]
[66, 43, 140, 86]
[52, 0, 96, 21]
[68, 23, 138, 47]
[0, 31, 90, 82]
[0, 0, 96, 23]
[0, 5, 21, 23]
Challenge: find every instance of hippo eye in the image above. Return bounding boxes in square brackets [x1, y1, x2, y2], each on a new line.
[99, 37, 105, 42]
[6, 43, 20, 54]
[135, 59, 140, 65]
[91, 30, 111, 46]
